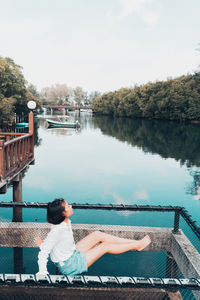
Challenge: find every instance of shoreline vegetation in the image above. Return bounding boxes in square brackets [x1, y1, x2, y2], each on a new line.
[93, 72, 200, 123]
[1, 55, 200, 126]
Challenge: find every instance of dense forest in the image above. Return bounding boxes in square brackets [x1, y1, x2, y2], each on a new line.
[93, 72, 200, 121]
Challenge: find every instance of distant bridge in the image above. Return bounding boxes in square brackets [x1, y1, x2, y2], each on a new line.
[42, 105, 93, 115]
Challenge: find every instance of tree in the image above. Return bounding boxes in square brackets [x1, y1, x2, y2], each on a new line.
[87, 91, 101, 104]
[27, 83, 40, 98]
[40, 84, 72, 105]
[0, 97, 16, 125]
[0, 56, 41, 125]
[73, 86, 86, 106]
[93, 72, 200, 121]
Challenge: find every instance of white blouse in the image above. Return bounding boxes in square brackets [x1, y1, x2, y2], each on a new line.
[37, 219, 76, 274]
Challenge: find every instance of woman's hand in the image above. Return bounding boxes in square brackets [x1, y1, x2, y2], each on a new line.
[35, 237, 43, 247]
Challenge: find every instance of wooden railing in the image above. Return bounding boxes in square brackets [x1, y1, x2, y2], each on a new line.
[0, 133, 26, 142]
[0, 113, 34, 181]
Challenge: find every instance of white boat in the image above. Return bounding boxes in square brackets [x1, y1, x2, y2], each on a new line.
[46, 119, 80, 128]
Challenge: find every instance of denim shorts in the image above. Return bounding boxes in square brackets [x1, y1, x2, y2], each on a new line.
[55, 250, 88, 276]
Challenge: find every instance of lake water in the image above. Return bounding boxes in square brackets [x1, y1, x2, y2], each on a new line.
[0, 112, 200, 278]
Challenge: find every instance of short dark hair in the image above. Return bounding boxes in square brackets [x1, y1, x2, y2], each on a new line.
[47, 198, 65, 224]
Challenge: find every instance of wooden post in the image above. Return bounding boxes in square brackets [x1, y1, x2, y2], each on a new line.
[13, 174, 24, 273]
[0, 140, 5, 180]
[28, 112, 34, 135]
[28, 112, 34, 157]
[12, 174, 22, 222]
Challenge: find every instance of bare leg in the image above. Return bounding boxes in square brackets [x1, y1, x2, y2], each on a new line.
[76, 231, 147, 253]
[85, 235, 151, 267]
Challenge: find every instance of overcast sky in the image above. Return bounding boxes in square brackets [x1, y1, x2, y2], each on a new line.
[0, 0, 199, 93]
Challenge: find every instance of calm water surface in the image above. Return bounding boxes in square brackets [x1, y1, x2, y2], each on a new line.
[1, 112, 200, 277]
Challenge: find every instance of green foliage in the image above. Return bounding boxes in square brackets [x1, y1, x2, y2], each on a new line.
[93, 73, 200, 121]
[27, 83, 40, 98]
[0, 56, 41, 125]
[0, 97, 16, 125]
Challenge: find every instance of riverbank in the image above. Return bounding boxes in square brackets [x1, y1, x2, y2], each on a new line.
[93, 72, 200, 122]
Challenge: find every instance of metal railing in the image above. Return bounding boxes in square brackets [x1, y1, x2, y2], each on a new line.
[0, 202, 199, 240]
[0, 274, 200, 290]
[0, 203, 199, 299]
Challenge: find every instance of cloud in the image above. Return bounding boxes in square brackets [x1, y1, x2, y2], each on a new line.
[119, 0, 153, 15]
[0, 17, 54, 37]
[108, 0, 160, 24]
[105, 191, 139, 217]
[132, 189, 149, 201]
[25, 175, 53, 192]
[140, 10, 159, 24]
[110, 191, 130, 205]
[117, 210, 138, 217]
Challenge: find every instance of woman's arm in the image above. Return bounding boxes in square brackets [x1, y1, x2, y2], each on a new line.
[36, 228, 58, 275]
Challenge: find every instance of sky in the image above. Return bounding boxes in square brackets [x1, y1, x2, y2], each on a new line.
[0, 0, 200, 93]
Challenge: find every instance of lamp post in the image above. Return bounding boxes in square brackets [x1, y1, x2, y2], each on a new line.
[27, 100, 36, 111]
[27, 101, 36, 135]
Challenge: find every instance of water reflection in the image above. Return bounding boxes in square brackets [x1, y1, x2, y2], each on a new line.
[5, 113, 200, 207]
[186, 169, 200, 200]
[47, 127, 81, 136]
[1, 113, 200, 276]
[16, 114, 200, 202]
[92, 116, 200, 199]
[92, 116, 200, 167]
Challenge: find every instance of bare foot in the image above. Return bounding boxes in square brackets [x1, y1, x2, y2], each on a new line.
[137, 235, 151, 251]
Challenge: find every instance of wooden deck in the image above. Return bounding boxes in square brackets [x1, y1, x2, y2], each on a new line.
[0, 113, 34, 193]
[0, 223, 199, 299]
